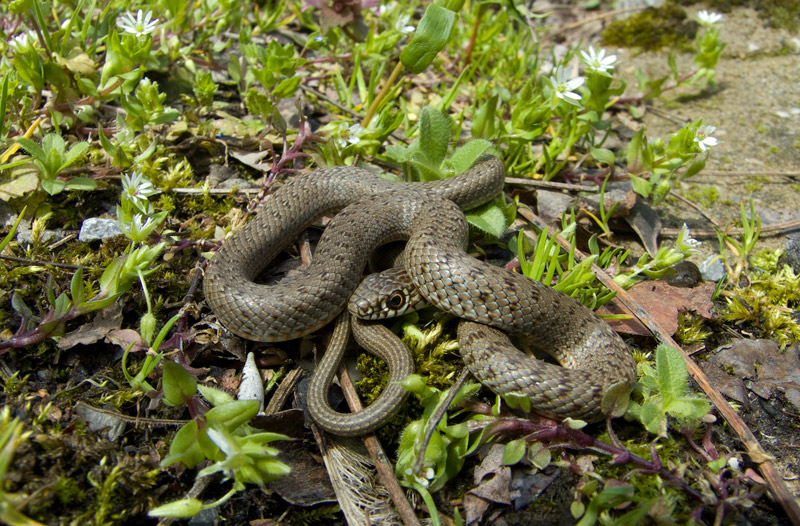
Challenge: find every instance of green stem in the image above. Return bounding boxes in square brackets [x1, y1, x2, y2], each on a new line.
[362, 60, 404, 128]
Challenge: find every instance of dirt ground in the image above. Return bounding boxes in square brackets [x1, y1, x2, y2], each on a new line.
[616, 1, 800, 514]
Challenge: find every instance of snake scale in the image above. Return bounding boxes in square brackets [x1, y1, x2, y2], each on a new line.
[204, 158, 636, 435]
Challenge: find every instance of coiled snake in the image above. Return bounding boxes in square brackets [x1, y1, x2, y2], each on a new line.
[204, 158, 636, 436]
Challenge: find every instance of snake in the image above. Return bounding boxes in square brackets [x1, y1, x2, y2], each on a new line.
[204, 158, 505, 436]
[204, 157, 637, 435]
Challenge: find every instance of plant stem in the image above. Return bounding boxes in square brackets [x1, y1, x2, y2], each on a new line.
[362, 60, 404, 129]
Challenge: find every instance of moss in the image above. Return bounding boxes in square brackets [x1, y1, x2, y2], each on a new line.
[706, 0, 800, 31]
[684, 185, 719, 207]
[601, 3, 698, 51]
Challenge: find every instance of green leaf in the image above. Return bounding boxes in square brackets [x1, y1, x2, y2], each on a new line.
[400, 4, 457, 74]
[148, 498, 204, 518]
[418, 107, 450, 169]
[626, 128, 644, 171]
[639, 402, 664, 436]
[197, 384, 235, 406]
[15, 137, 45, 161]
[502, 438, 526, 466]
[590, 147, 615, 165]
[526, 441, 552, 469]
[41, 178, 67, 195]
[205, 400, 260, 432]
[600, 379, 632, 418]
[446, 139, 492, 174]
[655, 345, 687, 405]
[64, 177, 97, 191]
[629, 174, 651, 198]
[271, 76, 301, 98]
[0, 205, 26, 253]
[466, 200, 508, 239]
[70, 268, 85, 306]
[471, 95, 498, 139]
[161, 420, 205, 468]
[162, 361, 198, 407]
[11, 291, 33, 320]
[683, 156, 706, 178]
[61, 140, 89, 169]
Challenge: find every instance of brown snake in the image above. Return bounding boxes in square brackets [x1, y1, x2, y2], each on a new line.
[204, 157, 636, 435]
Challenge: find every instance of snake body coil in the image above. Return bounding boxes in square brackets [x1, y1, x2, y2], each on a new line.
[205, 158, 636, 433]
[204, 159, 505, 435]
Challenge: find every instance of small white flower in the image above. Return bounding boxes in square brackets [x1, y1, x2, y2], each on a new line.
[122, 171, 159, 211]
[678, 224, 702, 255]
[120, 214, 156, 242]
[694, 125, 718, 152]
[331, 122, 365, 148]
[116, 9, 159, 36]
[8, 31, 37, 53]
[697, 10, 723, 26]
[547, 66, 584, 106]
[395, 14, 415, 35]
[580, 46, 618, 75]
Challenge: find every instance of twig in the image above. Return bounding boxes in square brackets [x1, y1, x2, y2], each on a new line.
[0, 254, 83, 270]
[411, 367, 471, 477]
[699, 170, 800, 177]
[518, 206, 800, 526]
[506, 176, 598, 192]
[338, 366, 422, 526]
[660, 217, 800, 238]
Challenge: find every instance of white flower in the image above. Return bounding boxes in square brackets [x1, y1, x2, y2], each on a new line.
[8, 31, 37, 53]
[580, 46, 618, 75]
[678, 224, 702, 255]
[694, 125, 718, 152]
[121, 214, 157, 242]
[697, 10, 723, 26]
[395, 15, 415, 35]
[331, 122, 365, 148]
[116, 9, 159, 36]
[122, 171, 159, 211]
[547, 66, 584, 106]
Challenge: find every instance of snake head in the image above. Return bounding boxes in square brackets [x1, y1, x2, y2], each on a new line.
[349, 266, 428, 320]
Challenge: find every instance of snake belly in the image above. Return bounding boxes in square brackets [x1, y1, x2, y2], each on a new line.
[204, 159, 505, 435]
[350, 199, 638, 422]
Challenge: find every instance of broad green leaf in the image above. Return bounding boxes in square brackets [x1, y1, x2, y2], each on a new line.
[15, 137, 45, 160]
[271, 75, 301, 98]
[162, 361, 198, 407]
[418, 107, 450, 169]
[466, 201, 508, 239]
[655, 345, 687, 405]
[399, 4, 457, 74]
[590, 146, 615, 165]
[447, 139, 492, 174]
[205, 400, 260, 431]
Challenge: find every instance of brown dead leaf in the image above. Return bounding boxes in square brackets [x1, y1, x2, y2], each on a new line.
[600, 280, 716, 336]
[105, 328, 147, 353]
[58, 303, 123, 349]
[703, 340, 800, 411]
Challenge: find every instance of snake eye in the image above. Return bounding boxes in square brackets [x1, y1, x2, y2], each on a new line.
[387, 291, 405, 309]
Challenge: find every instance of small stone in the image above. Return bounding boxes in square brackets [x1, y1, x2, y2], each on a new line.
[16, 224, 63, 246]
[780, 232, 800, 275]
[78, 217, 124, 242]
[699, 255, 726, 282]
